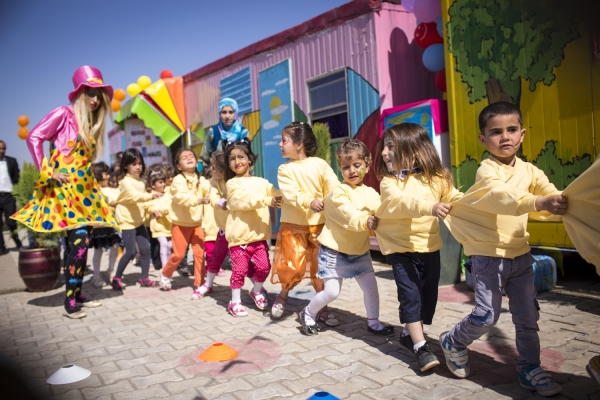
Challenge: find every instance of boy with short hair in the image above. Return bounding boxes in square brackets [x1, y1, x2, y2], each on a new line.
[441, 102, 567, 397]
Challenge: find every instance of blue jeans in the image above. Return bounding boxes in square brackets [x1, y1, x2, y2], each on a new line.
[447, 252, 540, 373]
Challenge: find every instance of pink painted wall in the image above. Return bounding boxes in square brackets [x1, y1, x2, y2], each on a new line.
[185, 13, 379, 128]
[374, 2, 442, 111]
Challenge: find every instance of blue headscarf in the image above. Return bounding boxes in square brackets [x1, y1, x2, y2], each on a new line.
[217, 98, 249, 144]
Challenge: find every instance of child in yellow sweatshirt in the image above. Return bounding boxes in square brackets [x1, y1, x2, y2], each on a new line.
[299, 139, 394, 338]
[146, 171, 172, 272]
[375, 123, 462, 372]
[441, 102, 567, 397]
[271, 122, 339, 322]
[112, 148, 163, 289]
[224, 139, 281, 317]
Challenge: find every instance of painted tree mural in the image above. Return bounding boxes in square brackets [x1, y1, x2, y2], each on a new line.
[447, 0, 579, 105]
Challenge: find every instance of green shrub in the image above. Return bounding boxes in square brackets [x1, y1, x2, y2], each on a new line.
[313, 122, 331, 164]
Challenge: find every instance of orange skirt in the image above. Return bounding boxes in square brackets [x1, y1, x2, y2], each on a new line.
[270, 222, 324, 292]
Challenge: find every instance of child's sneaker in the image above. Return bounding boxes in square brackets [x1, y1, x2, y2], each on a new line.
[217, 268, 226, 277]
[111, 277, 125, 291]
[249, 291, 268, 310]
[91, 276, 105, 288]
[191, 285, 212, 299]
[228, 301, 248, 317]
[159, 271, 171, 291]
[299, 307, 320, 336]
[439, 331, 470, 378]
[138, 277, 157, 287]
[415, 343, 440, 372]
[519, 366, 562, 397]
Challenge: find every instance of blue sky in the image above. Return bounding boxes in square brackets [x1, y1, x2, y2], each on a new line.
[0, 0, 348, 166]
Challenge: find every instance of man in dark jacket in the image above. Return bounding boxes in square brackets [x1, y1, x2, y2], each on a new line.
[0, 140, 22, 254]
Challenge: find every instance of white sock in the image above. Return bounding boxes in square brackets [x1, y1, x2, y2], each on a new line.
[231, 288, 241, 303]
[307, 278, 342, 317]
[252, 282, 264, 294]
[414, 340, 426, 352]
[302, 308, 316, 325]
[205, 272, 217, 288]
[367, 318, 385, 331]
[402, 328, 410, 337]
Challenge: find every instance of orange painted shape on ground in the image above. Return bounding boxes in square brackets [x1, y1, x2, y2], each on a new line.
[199, 342, 239, 362]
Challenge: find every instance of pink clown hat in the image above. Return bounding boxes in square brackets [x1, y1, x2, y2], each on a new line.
[68, 65, 114, 102]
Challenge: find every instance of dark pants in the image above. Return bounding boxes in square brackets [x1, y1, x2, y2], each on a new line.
[150, 237, 161, 269]
[389, 251, 441, 325]
[64, 228, 91, 313]
[0, 192, 20, 250]
[115, 225, 151, 279]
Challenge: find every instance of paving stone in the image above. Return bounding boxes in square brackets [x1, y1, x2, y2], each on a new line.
[198, 377, 253, 398]
[98, 364, 149, 385]
[234, 382, 295, 399]
[130, 368, 184, 390]
[283, 373, 336, 394]
[113, 383, 171, 399]
[321, 361, 377, 382]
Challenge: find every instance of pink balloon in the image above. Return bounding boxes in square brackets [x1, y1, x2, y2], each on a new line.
[402, 0, 417, 13]
[413, 0, 441, 23]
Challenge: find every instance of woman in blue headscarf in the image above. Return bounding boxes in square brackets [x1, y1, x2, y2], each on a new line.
[201, 98, 249, 165]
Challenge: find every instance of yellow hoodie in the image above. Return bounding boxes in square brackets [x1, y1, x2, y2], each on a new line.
[375, 174, 462, 255]
[146, 194, 172, 238]
[209, 178, 228, 231]
[278, 157, 339, 226]
[169, 173, 209, 227]
[225, 176, 281, 247]
[444, 156, 561, 259]
[318, 183, 380, 255]
[115, 175, 153, 230]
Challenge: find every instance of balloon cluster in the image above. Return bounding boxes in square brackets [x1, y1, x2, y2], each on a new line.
[404, 0, 446, 92]
[110, 69, 173, 112]
[17, 115, 29, 140]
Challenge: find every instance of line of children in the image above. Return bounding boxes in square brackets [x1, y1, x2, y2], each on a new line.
[146, 171, 173, 272]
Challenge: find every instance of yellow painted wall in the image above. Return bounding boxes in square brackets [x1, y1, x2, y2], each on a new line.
[442, 0, 597, 248]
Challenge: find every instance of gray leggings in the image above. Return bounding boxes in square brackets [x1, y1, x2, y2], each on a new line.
[115, 225, 151, 279]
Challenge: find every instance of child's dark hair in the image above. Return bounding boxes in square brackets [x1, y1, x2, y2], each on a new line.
[375, 123, 454, 196]
[160, 164, 175, 180]
[108, 171, 119, 188]
[224, 138, 257, 181]
[173, 148, 199, 178]
[336, 138, 372, 167]
[149, 171, 167, 186]
[282, 122, 317, 157]
[211, 150, 227, 176]
[120, 148, 146, 177]
[478, 101, 523, 134]
[92, 161, 110, 181]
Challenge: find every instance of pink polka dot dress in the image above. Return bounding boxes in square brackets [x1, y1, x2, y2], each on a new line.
[12, 135, 118, 233]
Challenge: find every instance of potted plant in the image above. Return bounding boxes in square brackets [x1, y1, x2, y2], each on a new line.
[12, 162, 62, 292]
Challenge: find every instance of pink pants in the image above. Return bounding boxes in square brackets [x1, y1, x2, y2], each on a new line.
[206, 230, 228, 274]
[229, 240, 271, 289]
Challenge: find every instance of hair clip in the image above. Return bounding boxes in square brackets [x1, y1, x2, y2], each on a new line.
[150, 171, 160, 176]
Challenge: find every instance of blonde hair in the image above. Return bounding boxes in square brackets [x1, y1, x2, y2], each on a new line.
[72, 89, 112, 160]
[375, 123, 454, 198]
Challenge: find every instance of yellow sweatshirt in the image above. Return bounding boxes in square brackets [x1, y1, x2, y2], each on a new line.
[561, 156, 600, 274]
[444, 156, 561, 259]
[376, 174, 462, 255]
[169, 173, 208, 227]
[209, 178, 228, 230]
[278, 157, 339, 226]
[197, 176, 218, 240]
[100, 186, 120, 208]
[115, 175, 153, 230]
[225, 176, 281, 247]
[146, 194, 172, 238]
[318, 183, 381, 255]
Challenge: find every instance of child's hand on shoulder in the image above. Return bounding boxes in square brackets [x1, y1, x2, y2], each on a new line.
[432, 202, 451, 219]
[218, 199, 228, 210]
[152, 192, 163, 199]
[310, 199, 324, 213]
[535, 195, 568, 215]
[271, 196, 282, 209]
[109, 200, 117, 207]
[153, 210, 161, 219]
[367, 215, 378, 230]
[198, 196, 210, 205]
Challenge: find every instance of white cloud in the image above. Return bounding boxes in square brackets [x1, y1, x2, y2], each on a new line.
[273, 135, 281, 139]
[261, 89, 275, 97]
[270, 104, 289, 116]
[264, 141, 279, 146]
[275, 78, 289, 86]
[263, 120, 279, 130]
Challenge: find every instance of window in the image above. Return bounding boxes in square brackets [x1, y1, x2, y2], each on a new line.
[307, 69, 349, 140]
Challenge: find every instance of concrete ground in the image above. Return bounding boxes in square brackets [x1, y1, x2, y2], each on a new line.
[1, 230, 599, 400]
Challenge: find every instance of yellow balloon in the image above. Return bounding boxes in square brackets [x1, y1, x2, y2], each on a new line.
[137, 75, 152, 90]
[18, 127, 29, 140]
[127, 83, 141, 97]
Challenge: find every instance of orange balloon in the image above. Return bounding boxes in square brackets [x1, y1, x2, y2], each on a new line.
[18, 127, 29, 140]
[18, 115, 29, 127]
[114, 88, 126, 102]
[111, 99, 121, 112]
